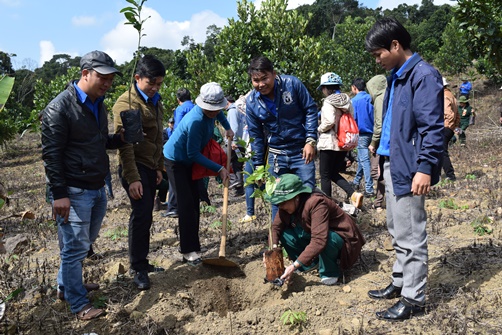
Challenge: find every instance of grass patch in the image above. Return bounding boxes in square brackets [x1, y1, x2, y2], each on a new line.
[438, 198, 469, 210]
[103, 227, 128, 241]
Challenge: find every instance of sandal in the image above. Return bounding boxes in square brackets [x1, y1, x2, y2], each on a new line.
[76, 303, 104, 321]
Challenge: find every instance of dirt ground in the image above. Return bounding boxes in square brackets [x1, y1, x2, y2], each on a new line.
[1, 83, 502, 335]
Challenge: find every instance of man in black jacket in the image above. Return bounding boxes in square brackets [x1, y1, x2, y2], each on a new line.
[41, 50, 123, 321]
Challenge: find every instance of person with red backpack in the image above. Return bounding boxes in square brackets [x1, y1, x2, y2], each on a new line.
[317, 72, 363, 208]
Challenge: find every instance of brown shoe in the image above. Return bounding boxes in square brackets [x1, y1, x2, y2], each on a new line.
[76, 303, 104, 321]
[84, 283, 100, 291]
[57, 283, 100, 300]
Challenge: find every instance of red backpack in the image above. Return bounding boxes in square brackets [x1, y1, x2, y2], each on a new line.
[337, 111, 359, 151]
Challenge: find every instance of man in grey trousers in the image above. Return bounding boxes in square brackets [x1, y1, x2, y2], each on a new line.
[364, 18, 444, 320]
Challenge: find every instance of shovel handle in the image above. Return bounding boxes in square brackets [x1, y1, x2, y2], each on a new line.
[218, 139, 232, 258]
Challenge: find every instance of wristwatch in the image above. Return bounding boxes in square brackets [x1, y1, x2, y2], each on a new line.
[306, 137, 316, 147]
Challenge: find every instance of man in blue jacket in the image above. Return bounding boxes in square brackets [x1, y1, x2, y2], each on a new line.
[246, 56, 318, 219]
[365, 18, 444, 320]
[459, 78, 472, 99]
[351, 77, 374, 197]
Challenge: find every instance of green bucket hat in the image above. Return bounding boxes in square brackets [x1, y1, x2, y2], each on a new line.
[458, 96, 469, 103]
[266, 174, 312, 205]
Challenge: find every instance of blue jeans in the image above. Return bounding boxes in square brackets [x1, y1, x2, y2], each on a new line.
[104, 171, 114, 199]
[244, 161, 256, 216]
[353, 133, 373, 194]
[56, 186, 107, 313]
[268, 150, 315, 219]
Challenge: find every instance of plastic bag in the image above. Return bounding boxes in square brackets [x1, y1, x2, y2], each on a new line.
[120, 109, 144, 143]
[192, 139, 228, 180]
[337, 112, 359, 151]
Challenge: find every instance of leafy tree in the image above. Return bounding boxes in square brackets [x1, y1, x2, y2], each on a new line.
[411, 4, 454, 62]
[204, 24, 222, 62]
[383, 4, 419, 24]
[30, 67, 81, 132]
[212, 0, 269, 97]
[158, 70, 188, 120]
[298, 0, 365, 38]
[34, 54, 80, 83]
[412, 0, 437, 24]
[3, 68, 37, 132]
[455, 0, 502, 79]
[214, 0, 332, 98]
[331, 16, 381, 86]
[0, 51, 15, 75]
[434, 18, 471, 75]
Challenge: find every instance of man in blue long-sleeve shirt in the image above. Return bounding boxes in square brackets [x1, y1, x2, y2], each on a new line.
[351, 77, 374, 197]
[365, 18, 443, 321]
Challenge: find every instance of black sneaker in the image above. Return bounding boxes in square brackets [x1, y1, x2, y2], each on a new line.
[134, 271, 150, 290]
[364, 192, 375, 198]
[161, 210, 178, 218]
[147, 264, 165, 273]
[231, 188, 245, 197]
[129, 264, 165, 276]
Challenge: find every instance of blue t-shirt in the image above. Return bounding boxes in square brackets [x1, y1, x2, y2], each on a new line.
[377, 53, 418, 157]
[351, 91, 374, 134]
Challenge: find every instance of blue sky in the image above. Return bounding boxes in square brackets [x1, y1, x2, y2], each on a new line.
[0, 0, 455, 70]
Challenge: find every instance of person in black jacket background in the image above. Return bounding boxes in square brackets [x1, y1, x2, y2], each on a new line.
[41, 50, 124, 321]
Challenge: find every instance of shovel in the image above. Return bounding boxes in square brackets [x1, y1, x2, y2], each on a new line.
[203, 140, 239, 268]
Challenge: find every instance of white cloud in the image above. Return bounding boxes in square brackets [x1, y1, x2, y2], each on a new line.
[286, 0, 316, 9]
[253, 0, 315, 10]
[39, 41, 55, 66]
[38, 40, 78, 67]
[71, 15, 97, 27]
[376, 0, 456, 9]
[102, 6, 227, 65]
[0, 0, 21, 7]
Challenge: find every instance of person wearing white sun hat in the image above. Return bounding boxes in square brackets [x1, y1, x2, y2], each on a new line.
[164, 82, 234, 266]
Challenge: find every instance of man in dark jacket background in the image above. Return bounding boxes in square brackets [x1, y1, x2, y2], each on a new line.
[41, 50, 123, 320]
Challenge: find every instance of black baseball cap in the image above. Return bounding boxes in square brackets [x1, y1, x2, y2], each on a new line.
[80, 50, 122, 76]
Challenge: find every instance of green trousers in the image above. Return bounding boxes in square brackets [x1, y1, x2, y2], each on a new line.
[280, 225, 344, 278]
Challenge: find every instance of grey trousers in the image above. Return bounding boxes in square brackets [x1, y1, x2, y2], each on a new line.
[383, 161, 427, 305]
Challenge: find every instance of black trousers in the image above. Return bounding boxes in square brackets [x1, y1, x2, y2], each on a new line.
[319, 150, 355, 199]
[442, 127, 456, 179]
[119, 163, 157, 272]
[165, 159, 201, 254]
